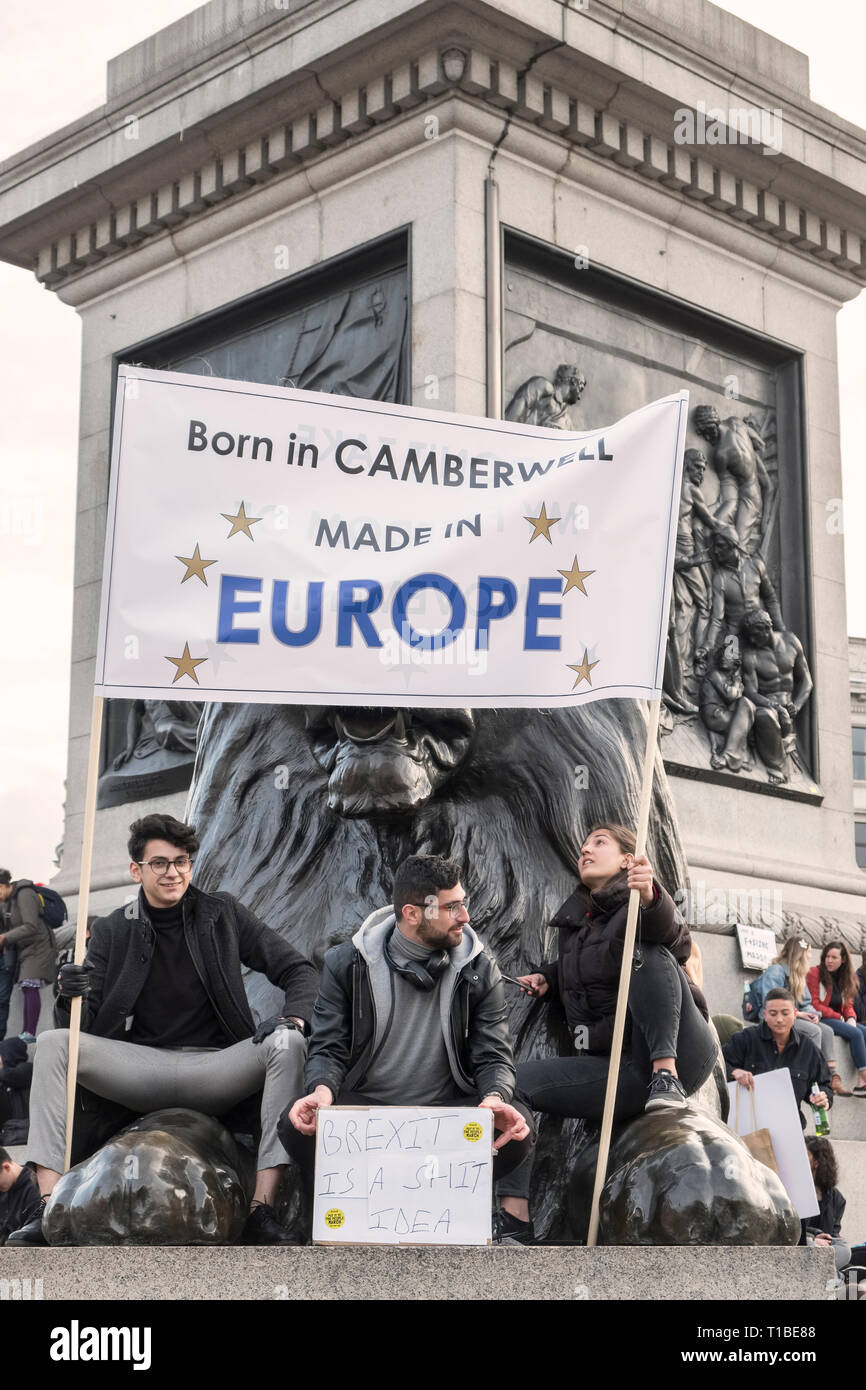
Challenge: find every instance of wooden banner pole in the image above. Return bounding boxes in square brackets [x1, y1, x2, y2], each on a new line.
[63, 694, 104, 1172]
[586, 697, 662, 1247]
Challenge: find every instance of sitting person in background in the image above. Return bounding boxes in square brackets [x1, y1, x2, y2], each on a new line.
[712, 1013, 746, 1047]
[0, 1036, 33, 1146]
[682, 939, 710, 1018]
[724, 988, 831, 1129]
[0, 1147, 41, 1245]
[807, 942, 866, 1097]
[801, 1135, 851, 1280]
[854, 955, 866, 1025]
[744, 936, 848, 1095]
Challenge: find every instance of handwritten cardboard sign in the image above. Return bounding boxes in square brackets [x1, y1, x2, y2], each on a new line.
[735, 923, 777, 971]
[312, 1106, 494, 1245]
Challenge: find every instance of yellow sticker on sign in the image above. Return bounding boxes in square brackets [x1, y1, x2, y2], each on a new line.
[323, 1208, 345, 1229]
[463, 1121, 483, 1143]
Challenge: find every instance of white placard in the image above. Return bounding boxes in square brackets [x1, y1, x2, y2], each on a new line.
[735, 923, 778, 971]
[727, 1070, 819, 1219]
[95, 366, 688, 708]
[312, 1106, 494, 1245]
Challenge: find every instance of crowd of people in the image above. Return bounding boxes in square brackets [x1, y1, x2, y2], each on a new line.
[0, 812, 863, 1286]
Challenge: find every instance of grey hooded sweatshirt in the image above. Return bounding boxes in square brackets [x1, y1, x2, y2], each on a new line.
[348, 906, 488, 1103]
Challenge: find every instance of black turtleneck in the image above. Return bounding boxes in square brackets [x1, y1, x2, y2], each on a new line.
[129, 900, 229, 1048]
[827, 972, 843, 1014]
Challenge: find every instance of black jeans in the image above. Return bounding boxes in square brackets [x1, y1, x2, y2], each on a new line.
[279, 1088, 536, 1188]
[498, 943, 714, 1200]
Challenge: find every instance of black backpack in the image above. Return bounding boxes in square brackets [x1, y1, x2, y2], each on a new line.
[741, 977, 764, 1022]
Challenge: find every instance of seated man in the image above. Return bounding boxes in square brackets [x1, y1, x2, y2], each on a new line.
[0, 1036, 33, 1145]
[8, 813, 317, 1247]
[0, 1146, 42, 1245]
[279, 853, 534, 1229]
[723, 987, 832, 1130]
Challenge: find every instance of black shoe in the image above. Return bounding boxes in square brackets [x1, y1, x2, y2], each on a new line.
[241, 1202, 294, 1245]
[645, 1069, 687, 1112]
[6, 1196, 49, 1246]
[491, 1208, 534, 1246]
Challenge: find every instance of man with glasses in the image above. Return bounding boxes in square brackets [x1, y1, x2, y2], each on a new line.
[8, 813, 317, 1246]
[279, 854, 534, 1217]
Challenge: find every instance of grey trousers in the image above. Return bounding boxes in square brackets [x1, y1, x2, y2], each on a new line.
[793, 1017, 836, 1068]
[27, 1027, 306, 1173]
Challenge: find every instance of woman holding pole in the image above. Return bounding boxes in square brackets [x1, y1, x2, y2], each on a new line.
[493, 822, 717, 1244]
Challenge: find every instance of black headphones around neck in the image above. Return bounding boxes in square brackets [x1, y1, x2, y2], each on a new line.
[383, 929, 451, 992]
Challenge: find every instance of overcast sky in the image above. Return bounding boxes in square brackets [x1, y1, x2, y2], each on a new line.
[1, 0, 865, 881]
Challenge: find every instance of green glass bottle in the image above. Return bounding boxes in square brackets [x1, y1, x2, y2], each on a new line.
[810, 1082, 830, 1137]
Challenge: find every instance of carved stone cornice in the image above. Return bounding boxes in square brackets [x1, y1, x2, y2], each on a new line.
[1, 0, 866, 295]
[692, 912, 866, 951]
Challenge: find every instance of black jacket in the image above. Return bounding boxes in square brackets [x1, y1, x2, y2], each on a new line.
[800, 1187, 846, 1244]
[55, 884, 318, 1042]
[0, 1166, 42, 1244]
[0, 1036, 32, 1123]
[723, 1022, 832, 1126]
[539, 875, 692, 1055]
[816, 1187, 846, 1239]
[305, 933, 516, 1103]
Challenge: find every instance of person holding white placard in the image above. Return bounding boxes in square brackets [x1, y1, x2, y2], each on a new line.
[280, 854, 534, 1230]
[742, 936, 846, 1096]
[723, 988, 832, 1129]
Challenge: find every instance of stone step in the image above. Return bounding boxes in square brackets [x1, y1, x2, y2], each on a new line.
[0, 1245, 836, 1301]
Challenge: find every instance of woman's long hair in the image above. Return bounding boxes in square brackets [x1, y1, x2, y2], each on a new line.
[773, 936, 811, 1006]
[805, 1136, 838, 1193]
[684, 939, 704, 991]
[819, 940, 858, 1005]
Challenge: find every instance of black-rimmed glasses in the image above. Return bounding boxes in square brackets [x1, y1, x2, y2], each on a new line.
[137, 856, 194, 874]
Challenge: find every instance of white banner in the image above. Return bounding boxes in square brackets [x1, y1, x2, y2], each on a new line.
[95, 366, 688, 708]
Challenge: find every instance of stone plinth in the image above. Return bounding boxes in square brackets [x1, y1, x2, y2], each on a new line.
[0, 1244, 836, 1301]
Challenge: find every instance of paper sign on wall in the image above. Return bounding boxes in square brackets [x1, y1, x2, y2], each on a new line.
[312, 1106, 494, 1245]
[735, 923, 777, 971]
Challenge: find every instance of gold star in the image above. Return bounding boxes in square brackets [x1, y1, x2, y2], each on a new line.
[221, 501, 262, 540]
[558, 556, 595, 596]
[524, 502, 561, 544]
[567, 650, 599, 688]
[165, 643, 207, 685]
[176, 543, 218, 586]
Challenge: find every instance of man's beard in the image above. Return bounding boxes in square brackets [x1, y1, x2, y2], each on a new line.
[415, 919, 460, 952]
